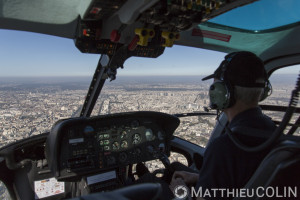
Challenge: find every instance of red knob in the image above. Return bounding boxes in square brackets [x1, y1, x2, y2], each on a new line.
[128, 35, 140, 51]
[110, 30, 121, 42]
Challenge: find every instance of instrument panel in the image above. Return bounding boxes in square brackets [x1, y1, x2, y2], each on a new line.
[46, 111, 179, 181]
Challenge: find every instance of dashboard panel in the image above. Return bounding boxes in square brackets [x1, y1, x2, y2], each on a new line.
[46, 111, 179, 182]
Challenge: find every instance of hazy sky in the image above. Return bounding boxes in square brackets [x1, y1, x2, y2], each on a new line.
[0, 28, 298, 77]
[0, 29, 229, 77]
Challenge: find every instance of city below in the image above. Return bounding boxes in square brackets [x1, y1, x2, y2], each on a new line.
[0, 74, 299, 198]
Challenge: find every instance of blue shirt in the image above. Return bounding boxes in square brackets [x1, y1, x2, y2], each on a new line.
[195, 107, 276, 199]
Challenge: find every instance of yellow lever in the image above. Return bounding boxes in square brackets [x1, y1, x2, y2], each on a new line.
[134, 28, 155, 46]
[161, 31, 180, 47]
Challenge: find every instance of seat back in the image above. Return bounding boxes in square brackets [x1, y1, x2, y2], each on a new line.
[233, 140, 300, 200]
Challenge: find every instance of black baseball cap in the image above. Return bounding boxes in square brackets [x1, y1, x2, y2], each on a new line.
[202, 51, 266, 88]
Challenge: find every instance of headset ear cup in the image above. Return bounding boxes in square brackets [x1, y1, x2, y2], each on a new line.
[209, 81, 231, 110]
[226, 80, 235, 108]
[260, 80, 272, 101]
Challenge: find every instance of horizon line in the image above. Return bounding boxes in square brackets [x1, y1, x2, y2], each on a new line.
[0, 73, 297, 78]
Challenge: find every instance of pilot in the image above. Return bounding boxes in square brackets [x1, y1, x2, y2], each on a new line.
[169, 51, 276, 199]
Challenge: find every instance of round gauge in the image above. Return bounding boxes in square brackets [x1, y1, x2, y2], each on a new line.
[112, 141, 119, 150]
[121, 140, 128, 149]
[120, 131, 127, 139]
[84, 126, 94, 135]
[145, 129, 155, 141]
[157, 131, 164, 140]
[132, 133, 141, 144]
[98, 134, 104, 141]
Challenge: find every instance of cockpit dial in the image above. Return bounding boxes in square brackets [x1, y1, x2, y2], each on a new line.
[157, 131, 164, 140]
[120, 131, 127, 139]
[132, 133, 141, 144]
[145, 129, 155, 141]
[121, 140, 128, 149]
[112, 141, 120, 150]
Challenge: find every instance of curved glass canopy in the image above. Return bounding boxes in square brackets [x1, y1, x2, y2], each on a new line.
[208, 0, 300, 31]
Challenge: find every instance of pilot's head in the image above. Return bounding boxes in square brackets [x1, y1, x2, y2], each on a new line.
[202, 51, 269, 111]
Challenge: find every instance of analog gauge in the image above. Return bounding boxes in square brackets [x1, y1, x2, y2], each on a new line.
[157, 131, 164, 140]
[121, 140, 128, 149]
[145, 129, 155, 141]
[132, 133, 141, 144]
[104, 146, 110, 151]
[99, 140, 104, 146]
[120, 131, 127, 139]
[112, 141, 119, 150]
[98, 134, 104, 141]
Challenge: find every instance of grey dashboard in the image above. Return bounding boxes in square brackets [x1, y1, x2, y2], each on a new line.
[46, 111, 180, 181]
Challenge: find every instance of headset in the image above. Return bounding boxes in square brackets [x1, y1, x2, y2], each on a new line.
[209, 52, 272, 110]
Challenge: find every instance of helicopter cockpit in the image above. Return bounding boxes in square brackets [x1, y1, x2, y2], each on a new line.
[0, 0, 300, 200]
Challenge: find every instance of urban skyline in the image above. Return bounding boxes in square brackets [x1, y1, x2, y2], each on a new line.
[0, 75, 299, 199]
[0, 74, 298, 148]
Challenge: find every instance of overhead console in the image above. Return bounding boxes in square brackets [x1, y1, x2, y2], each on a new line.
[75, 0, 254, 60]
[46, 112, 179, 182]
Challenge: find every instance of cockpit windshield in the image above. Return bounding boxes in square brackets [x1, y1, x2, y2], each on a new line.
[0, 34, 224, 148]
[207, 0, 300, 32]
[0, 26, 299, 149]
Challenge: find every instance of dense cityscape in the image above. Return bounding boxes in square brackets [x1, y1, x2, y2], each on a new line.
[0, 75, 299, 198]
